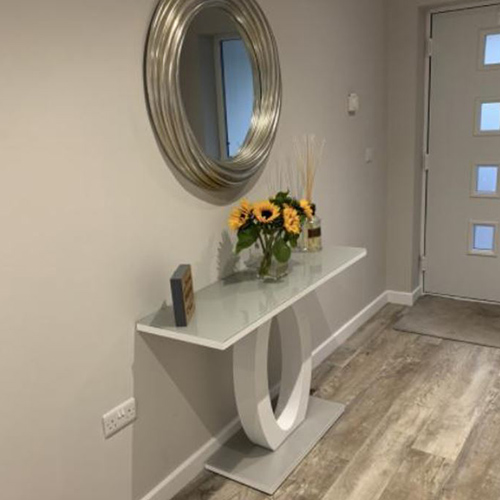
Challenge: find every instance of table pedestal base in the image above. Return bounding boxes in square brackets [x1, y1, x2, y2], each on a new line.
[205, 397, 345, 495]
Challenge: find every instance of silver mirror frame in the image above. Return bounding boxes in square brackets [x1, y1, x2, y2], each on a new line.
[145, 0, 282, 191]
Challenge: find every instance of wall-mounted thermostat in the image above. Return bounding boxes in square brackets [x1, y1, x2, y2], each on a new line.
[348, 93, 360, 115]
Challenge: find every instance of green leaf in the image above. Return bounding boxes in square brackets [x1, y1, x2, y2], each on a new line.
[273, 238, 292, 263]
[272, 191, 291, 207]
[275, 190, 290, 199]
[236, 226, 259, 253]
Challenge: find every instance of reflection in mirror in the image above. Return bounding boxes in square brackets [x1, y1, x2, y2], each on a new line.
[180, 8, 255, 161]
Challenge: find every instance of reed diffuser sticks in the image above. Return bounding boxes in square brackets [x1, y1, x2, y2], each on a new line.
[294, 134, 325, 202]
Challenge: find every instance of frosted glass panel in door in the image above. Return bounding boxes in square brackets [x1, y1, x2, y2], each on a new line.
[476, 165, 499, 194]
[485, 33, 500, 65]
[473, 224, 496, 251]
[480, 102, 500, 131]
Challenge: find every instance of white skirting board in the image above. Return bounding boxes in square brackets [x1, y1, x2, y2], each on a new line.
[311, 290, 389, 368]
[387, 287, 422, 307]
[140, 288, 421, 500]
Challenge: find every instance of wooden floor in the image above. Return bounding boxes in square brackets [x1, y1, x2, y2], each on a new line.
[174, 304, 500, 500]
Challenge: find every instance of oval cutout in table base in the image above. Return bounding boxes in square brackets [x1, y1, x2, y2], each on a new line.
[233, 306, 312, 451]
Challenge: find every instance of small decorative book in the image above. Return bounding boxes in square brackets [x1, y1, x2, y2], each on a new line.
[170, 265, 195, 327]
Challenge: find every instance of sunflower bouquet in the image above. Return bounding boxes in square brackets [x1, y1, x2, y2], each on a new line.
[228, 192, 314, 279]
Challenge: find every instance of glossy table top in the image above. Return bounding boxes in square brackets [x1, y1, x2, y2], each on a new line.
[136, 246, 367, 350]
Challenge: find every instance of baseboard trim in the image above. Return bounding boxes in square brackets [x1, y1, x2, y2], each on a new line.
[141, 380, 281, 500]
[312, 291, 389, 368]
[387, 287, 422, 307]
[140, 415, 241, 500]
[139, 289, 406, 500]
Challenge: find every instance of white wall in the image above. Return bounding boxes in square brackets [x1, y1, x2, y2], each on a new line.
[0, 0, 387, 499]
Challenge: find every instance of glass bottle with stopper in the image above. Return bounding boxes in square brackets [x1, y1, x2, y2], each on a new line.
[305, 204, 322, 252]
[296, 203, 322, 252]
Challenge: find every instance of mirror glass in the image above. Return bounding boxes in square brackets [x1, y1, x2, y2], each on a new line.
[180, 8, 255, 161]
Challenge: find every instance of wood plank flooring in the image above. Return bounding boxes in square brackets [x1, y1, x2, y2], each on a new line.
[174, 303, 500, 500]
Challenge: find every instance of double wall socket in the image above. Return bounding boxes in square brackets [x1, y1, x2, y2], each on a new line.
[102, 398, 137, 438]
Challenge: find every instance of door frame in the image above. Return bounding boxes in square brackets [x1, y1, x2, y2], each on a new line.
[420, 0, 500, 297]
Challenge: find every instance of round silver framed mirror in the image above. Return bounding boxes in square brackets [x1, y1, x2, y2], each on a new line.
[145, 0, 282, 191]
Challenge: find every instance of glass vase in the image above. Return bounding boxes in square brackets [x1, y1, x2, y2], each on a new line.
[257, 250, 289, 281]
[295, 221, 309, 252]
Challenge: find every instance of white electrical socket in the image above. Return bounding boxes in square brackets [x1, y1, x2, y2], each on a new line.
[102, 398, 137, 439]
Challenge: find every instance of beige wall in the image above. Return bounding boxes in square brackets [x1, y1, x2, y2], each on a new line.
[385, 0, 489, 292]
[0, 0, 387, 499]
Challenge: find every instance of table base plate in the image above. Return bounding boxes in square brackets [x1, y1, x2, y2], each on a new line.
[205, 397, 345, 495]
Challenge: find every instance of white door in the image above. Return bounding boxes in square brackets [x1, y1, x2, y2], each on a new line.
[426, 5, 500, 302]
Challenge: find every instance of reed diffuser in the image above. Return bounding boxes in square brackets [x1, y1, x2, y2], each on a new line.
[294, 134, 325, 252]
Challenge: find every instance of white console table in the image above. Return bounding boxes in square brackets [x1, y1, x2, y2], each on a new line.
[137, 246, 367, 494]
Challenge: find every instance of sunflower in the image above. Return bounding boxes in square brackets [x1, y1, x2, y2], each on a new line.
[283, 205, 301, 235]
[240, 198, 252, 215]
[300, 199, 314, 220]
[228, 199, 252, 231]
[253, 201, 280, 224]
